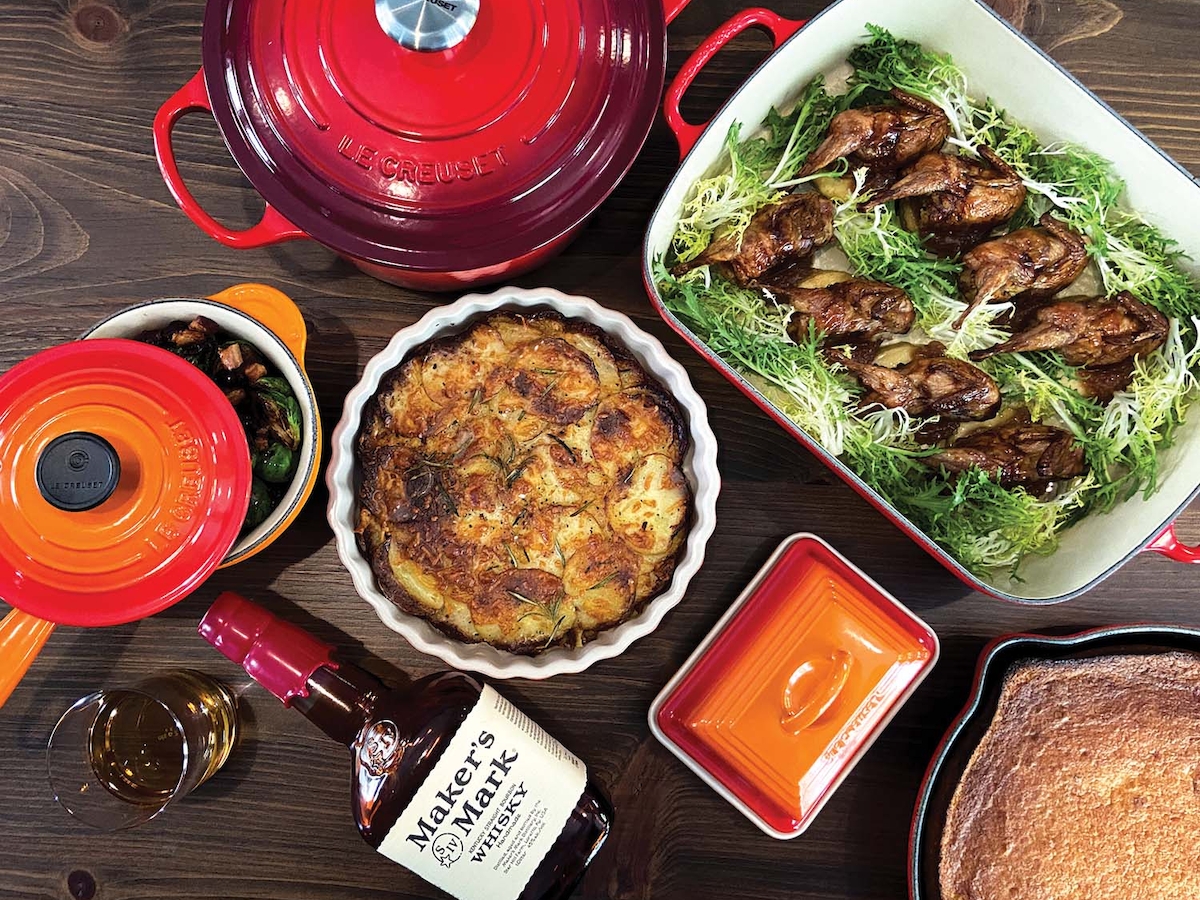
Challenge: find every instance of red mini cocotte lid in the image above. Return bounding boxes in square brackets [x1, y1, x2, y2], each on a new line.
[649, 533, 939, 839]
[199, 0, 666, 273]
[0, 340, 252, 626]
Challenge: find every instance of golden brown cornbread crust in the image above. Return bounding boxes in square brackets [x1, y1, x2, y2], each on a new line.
[355, 310, 692, 654]
[940, 652, 1200, 900]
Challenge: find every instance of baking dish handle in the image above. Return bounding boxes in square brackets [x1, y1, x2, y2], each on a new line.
[208, 283, 309, 365]
[0, 608, 56, 709]
[664, 8, 806, 160]
[154, 69, 308, 250]
[1146, 523, 1200, 563]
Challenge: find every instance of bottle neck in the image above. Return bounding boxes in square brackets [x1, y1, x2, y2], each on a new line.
[291, 663, 385, 746]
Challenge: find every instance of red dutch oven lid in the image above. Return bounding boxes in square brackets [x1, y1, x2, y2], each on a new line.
[201, 0, 667, 272]
[0, 340, 252, 627]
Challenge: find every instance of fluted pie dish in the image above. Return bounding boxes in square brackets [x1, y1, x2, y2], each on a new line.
[327, 288, 719, 679]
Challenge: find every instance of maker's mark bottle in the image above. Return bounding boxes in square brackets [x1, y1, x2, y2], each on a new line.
[199, 592, 613, 900]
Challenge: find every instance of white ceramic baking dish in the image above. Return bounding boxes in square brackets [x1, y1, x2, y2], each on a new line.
[642, 0, 1200, 602]
[327, 287, 720, 679]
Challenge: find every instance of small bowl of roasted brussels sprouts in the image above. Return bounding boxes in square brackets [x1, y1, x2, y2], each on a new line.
[83, 283, 321, 566]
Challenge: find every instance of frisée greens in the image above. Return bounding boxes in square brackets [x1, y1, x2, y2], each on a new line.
[655, 26, 1200, 577]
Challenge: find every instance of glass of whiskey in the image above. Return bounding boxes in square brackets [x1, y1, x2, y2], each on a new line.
[46, 669, 238, 830]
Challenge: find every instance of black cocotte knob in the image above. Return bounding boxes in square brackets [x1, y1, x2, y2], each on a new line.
[35, 431, 121, 512]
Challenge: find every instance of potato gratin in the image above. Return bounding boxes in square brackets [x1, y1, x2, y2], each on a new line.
[356, 310, 692, 653]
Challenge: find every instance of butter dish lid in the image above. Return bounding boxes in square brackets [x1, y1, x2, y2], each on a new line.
[649, 533, 938, 839]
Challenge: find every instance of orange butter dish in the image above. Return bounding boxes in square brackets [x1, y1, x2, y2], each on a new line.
[649, 533, 938, 839]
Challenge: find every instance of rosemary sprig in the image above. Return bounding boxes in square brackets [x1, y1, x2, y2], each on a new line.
[436, 482, 458, 517]
[549, 434, 578, 464]
[570, 499, 594, 517]
[538, 377, 561, 400]
[404, 454, 459, 518]
[587, 571, 620, 591]
[541, 615, 567, 649]
[505, 566, 572, 646]
[478, 433, 535, 487]
[510, 588, 568, 648]
[503, 542, 521, 568]
[506, 455, 534, 487]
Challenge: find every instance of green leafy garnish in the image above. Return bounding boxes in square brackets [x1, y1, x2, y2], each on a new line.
[654, 24, 1200, 578]
[671, 75, 854, 265]
[587, 572, 620, 592]
[833, 170, 1010, 357]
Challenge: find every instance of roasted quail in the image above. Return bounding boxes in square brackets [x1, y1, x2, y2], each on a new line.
[757, 268, 916, 341]
[1076, 360, 1137, 403]
[923, 418, 1086, 487]
[844, 344, 1001, 421]
[862, 147, 1027, 256]
[799, 89, 951, 183]
[957, 212, 1089, 328]
[969, 291, 1168, 368]
[673, 192, 835, 284]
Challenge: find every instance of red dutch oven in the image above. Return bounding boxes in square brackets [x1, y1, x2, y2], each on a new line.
[155, 0, 694, 291]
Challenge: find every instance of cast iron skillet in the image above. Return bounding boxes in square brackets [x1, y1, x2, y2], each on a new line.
[909, 624, 1200, 900]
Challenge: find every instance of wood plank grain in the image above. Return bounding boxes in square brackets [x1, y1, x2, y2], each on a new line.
[1, 1, 1199, 899]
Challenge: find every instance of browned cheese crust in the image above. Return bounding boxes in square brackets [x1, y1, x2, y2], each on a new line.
[355, 310, 692, 654]
[940, 652, 1200, 900]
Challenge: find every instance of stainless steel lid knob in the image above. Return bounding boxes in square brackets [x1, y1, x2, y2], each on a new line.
[375, 0, 480, 52]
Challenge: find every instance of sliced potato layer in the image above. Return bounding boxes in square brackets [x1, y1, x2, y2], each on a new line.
[355, 311, 692, 653]
[607, 454, 690, 557]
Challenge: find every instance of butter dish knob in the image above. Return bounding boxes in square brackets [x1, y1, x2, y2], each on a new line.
[780, 649, 853, 735]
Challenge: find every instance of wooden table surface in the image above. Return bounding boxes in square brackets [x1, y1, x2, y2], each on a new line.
[2, 1, 1199, 898]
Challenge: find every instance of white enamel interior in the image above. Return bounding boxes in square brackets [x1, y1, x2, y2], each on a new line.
[84, 300, 319, 565]
[644, 0, 1200, 602]
[326, 287, 721, 679]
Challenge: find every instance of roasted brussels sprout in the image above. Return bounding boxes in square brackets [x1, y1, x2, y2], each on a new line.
[136, 319, 306, 533]
[245, 477, 274, 529]
[253, 384, 302, 451]
[256, 443, 296, 484]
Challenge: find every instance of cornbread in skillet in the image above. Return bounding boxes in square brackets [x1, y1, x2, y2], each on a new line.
[940, 652, 1200, 900]
[355, 310, 691, 653]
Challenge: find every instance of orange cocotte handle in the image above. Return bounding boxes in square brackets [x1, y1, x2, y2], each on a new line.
[207, 283, 309, 365]
[0, 608, 56, 708]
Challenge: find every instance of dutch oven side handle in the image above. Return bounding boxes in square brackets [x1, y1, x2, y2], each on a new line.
[663, 8, 806, 160]
[153, 69, 308, 250]
[1146, 522, 1200, 563]
[663, 0, 694, 25]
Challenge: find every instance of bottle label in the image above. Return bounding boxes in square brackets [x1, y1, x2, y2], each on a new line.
[377, 685, 587, 900]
